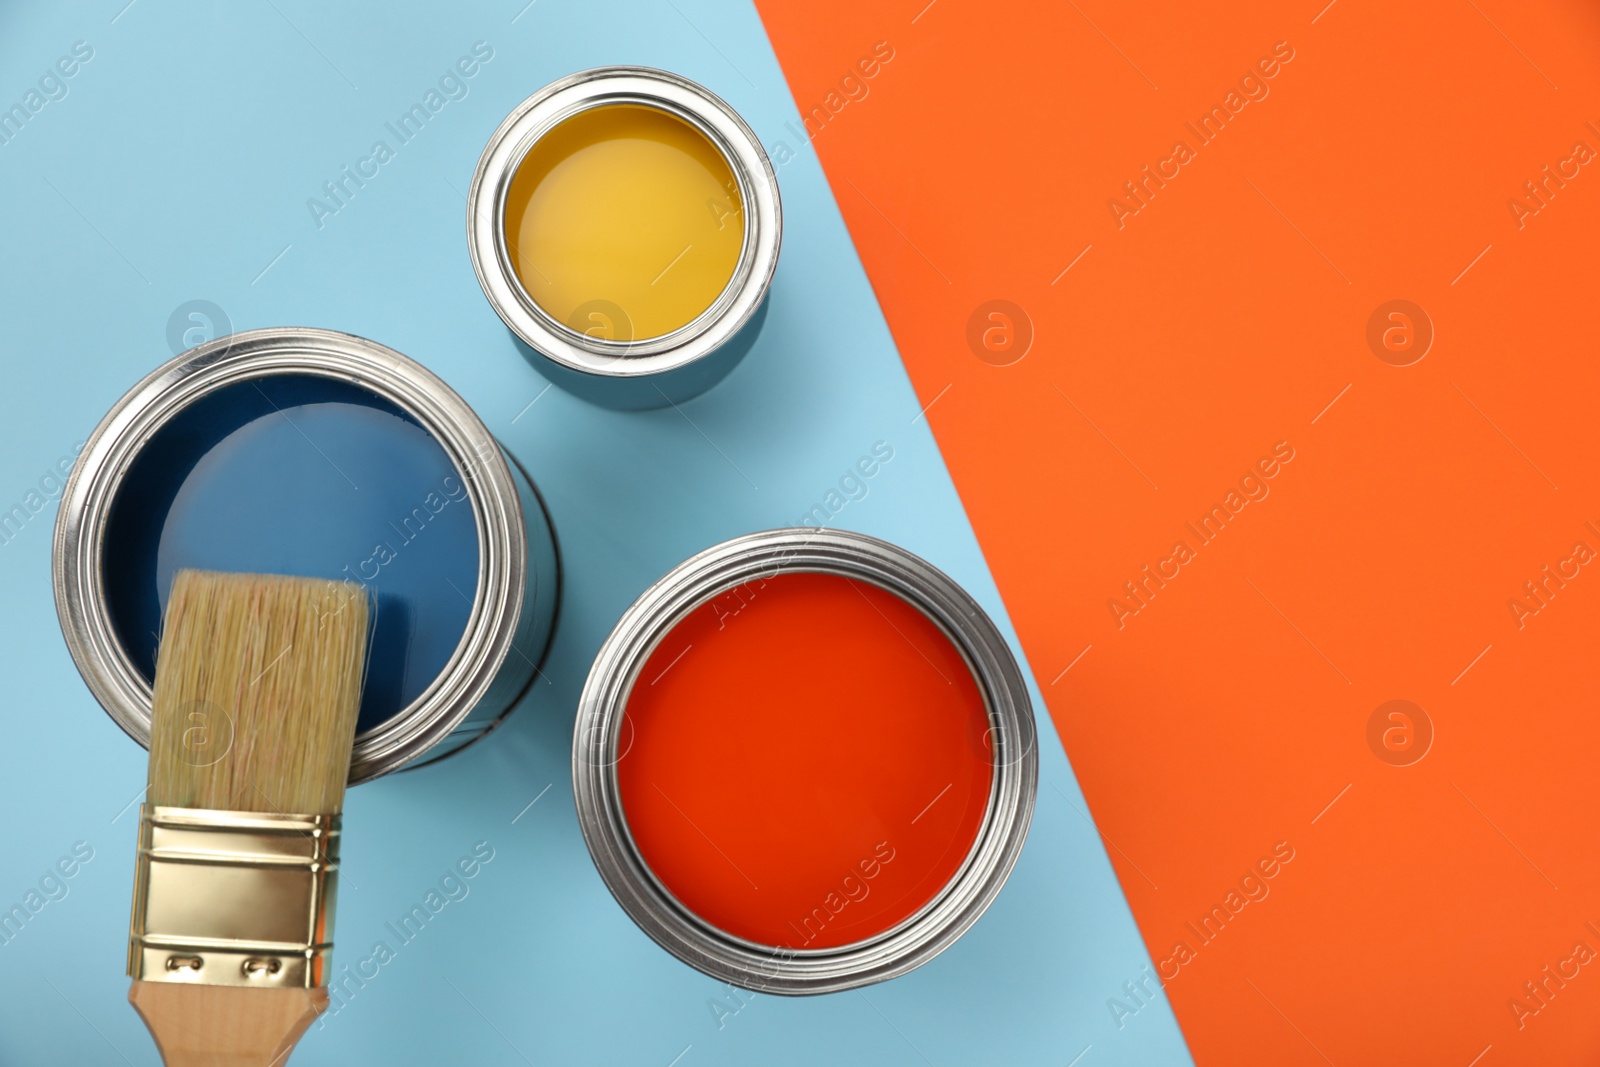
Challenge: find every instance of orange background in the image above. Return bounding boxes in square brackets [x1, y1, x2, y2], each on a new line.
[755, 0, 1600, 1062]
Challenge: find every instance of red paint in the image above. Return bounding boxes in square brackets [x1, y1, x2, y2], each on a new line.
[618, 571, 993, 950]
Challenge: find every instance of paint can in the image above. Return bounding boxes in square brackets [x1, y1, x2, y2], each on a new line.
[467, 67, 781, 410]
[572, 528, 1037, 993]
[53, 327, 560, 783]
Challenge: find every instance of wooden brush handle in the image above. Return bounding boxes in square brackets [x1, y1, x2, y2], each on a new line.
[130, 981, 329, 1066]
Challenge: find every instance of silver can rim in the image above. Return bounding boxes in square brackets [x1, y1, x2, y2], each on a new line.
[52, 327, 529, 784]
[467, 66, 782, 378]
[572, 528, 1039, 994]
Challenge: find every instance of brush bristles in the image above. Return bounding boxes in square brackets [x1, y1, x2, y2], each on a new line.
[147, 570, 370, 814]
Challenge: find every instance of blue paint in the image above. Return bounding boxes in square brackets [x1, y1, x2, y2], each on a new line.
[102, 374, 480, 733]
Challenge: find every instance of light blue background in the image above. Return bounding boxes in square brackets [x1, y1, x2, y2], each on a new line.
[0, 1, 1192, 1063]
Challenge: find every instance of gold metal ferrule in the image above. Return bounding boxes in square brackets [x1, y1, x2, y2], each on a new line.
[128, 805, 339, 989]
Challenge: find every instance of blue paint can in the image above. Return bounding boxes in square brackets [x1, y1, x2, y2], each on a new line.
[54, 328, 559, 782]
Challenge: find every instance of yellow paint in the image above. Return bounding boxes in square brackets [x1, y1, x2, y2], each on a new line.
[503, 104, 745, 342]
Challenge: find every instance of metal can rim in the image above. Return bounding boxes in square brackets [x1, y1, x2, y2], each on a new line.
[467, 66, 782, 378]
[572, 528, 1039, 994]
[52, 326, 529, 784]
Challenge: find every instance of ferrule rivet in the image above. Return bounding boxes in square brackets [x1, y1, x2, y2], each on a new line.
[165, 955, 203, 972]
[241, 957, 282, 979]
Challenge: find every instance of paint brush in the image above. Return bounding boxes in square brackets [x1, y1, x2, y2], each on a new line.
[127, 569, 368, 1066]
